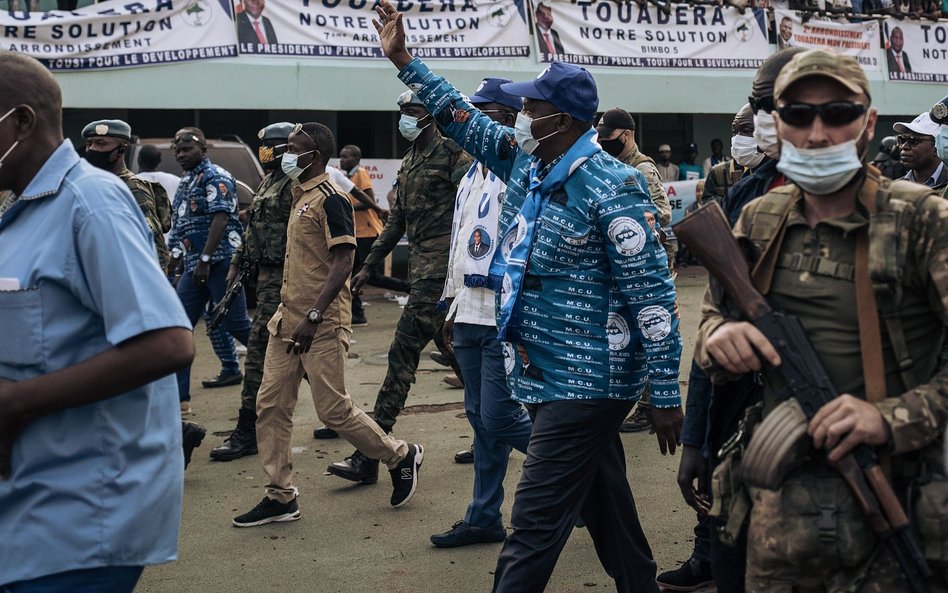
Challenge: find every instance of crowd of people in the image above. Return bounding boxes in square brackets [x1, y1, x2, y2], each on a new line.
[2, 0, 948, 590]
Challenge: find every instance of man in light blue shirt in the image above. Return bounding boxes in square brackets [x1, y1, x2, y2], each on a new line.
[0, 53, 194, 593]
[374, 5, 683, 592]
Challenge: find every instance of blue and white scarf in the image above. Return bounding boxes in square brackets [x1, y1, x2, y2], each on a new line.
[488, 128, 600, 343]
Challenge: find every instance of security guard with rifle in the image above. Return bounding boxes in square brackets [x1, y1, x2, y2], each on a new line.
[209, 122, 296, 461]
[689, 50, 948, 592]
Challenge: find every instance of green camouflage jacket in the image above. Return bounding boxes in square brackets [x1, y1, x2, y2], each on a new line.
[363, 133, 472, 288]
[233, 171, 295, 268]
[118, 167, 169, 269]
[696, 173, 948, 459]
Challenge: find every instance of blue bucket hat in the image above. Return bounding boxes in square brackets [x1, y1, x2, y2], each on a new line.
[469, 77, 523, 112]
[500, 62, 598, 122]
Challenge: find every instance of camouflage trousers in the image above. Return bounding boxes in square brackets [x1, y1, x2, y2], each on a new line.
[745, 470, 948, 593]
[373, 278, 447, 434]
[238, 263, 284, 413]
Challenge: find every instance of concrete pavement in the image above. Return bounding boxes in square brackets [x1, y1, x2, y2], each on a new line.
[137, 266, 713, 593]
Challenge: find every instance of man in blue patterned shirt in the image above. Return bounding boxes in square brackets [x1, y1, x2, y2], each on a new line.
[374, 4, 683, 592]
[167, 127, 252, 410]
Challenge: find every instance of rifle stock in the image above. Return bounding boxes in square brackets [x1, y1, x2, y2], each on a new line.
[674, 200, 932, 591]
[673, 202, 772, 322]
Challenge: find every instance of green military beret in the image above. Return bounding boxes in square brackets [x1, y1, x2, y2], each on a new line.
[258, 122, 294, 142]
[396, 90, 424, 108]
[81, 119, 132, 141]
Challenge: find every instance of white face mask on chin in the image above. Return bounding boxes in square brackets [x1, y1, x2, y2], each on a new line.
[731, 134, 765, 169]
[776, 116, 869, 196]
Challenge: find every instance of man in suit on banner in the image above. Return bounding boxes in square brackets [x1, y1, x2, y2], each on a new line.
[238, 0, 278, 46]
[535, 2, 564, 57]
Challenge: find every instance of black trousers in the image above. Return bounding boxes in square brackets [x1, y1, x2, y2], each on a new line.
[492, 398, 659, 593]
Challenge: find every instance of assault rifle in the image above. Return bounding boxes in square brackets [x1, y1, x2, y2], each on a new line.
[207, 259, 253, 332]
[673, 202, 931, 593]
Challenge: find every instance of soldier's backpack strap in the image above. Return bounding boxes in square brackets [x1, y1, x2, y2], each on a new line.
[855, 176, 886, 404]
[869, 176, 937, 391]
[748, 185, 798, 295]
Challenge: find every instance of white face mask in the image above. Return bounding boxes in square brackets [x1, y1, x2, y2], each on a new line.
[753, 111, 779, 159]
[0, 107, 19, 171]
[731, 134, 765, 169]
[776, 116, 869, 196]
[281, 150, 314, 180]
[514, 111, 562, 155]
[398, 114, 431, 142]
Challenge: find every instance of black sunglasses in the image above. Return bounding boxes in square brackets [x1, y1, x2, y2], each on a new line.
[777, 102, 867, 127]
[748, 95, 775, 115]
[897, 135, 933, 148]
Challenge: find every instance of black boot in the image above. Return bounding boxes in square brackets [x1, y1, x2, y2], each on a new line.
[210, 407, 258, 461]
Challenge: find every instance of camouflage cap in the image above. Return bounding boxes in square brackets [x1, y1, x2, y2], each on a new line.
[930, 95, 948, 126]
[81, 119, 132, 141]
[774, 49, 870, 103]
[258, 122, 293, 142]
[396, 90, 425, 108]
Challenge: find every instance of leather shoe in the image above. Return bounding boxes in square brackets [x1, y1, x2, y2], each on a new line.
[656, 556, 712, 591]
[202, 371, 242, 388]
[454, 445, 474, 464]
[430, 521, 506, 548]
[327, 450, 379, 485]
[181, 421, 206, 469]
[210, 408, 258, 462]
[313, 425, 339, 439]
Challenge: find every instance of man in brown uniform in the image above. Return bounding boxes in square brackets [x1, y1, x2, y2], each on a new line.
[233, 123, 423, 527]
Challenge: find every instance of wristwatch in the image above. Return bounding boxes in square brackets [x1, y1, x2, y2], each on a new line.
[306, 308, 323, 324]
[200, 254, 211, 263]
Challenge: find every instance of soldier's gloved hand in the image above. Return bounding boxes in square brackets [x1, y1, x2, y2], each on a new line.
[706, 321, 781, 374]
[809, 394, 890, 462]
[351, 268, 371, 295]
[677, 445, 711, 516]
[652, 405, 683, 456]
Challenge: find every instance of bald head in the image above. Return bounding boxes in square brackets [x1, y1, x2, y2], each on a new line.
[0, 52, 62, 132]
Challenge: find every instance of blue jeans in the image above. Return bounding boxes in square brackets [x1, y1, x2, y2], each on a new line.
[2, 566, 143, 593]
[453, 323, 532, 528]
[176, 261, 251, 401]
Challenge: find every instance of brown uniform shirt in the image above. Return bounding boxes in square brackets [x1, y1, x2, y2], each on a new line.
[267, 173, 357, 337]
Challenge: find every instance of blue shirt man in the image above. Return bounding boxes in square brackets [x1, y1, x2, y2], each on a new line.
[0, 59, 193, 592]
[373, 5, 682, 592]
[167, 128, 251, 407]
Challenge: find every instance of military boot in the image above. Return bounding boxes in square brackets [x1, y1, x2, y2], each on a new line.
[210, 407, 258, 462]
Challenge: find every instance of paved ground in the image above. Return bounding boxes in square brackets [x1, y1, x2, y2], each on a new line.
[137, 266, 714, 593]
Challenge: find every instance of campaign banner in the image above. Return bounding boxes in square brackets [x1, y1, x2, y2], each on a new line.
[883, 18, 948, 83]
[529, 0, 769, 69]
[663, 179, 699, 226]
[773, 9, 881, 71]
[0, 0, 237, 71]
[234, 0, 530, 59]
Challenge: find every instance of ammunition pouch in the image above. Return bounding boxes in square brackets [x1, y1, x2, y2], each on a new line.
[741, 399, 812, 490]
[710, 402, 763, 546]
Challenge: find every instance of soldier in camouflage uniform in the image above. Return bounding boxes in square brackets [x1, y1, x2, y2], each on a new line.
[331, 91, 471, 484]
[209, 122, 297, 461]
[696, 50, 948, 592]
[81, 119, 170, 268]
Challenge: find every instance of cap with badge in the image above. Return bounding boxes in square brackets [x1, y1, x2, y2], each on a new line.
[893, 112, 940, 138]
[686, 142, 699, 153]
[596, 109, 635, 137]
[501, 61, 599, 123]
[81, 119, 132, 141]
[258, 122, 293, 142]
[469, 77, 523, 112]
[930, 95, 948, 126]
[773, 49, 870, 102]
[397, 90, 425, 108]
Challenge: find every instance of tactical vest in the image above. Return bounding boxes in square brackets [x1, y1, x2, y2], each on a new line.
[744, 176, 938, 392]
[628, 150, 656, 170]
